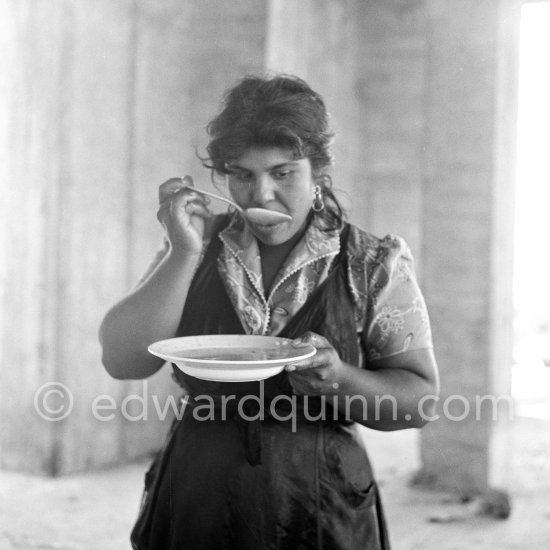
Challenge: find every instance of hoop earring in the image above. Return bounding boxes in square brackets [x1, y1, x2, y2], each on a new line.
[312, 185, 325, 212]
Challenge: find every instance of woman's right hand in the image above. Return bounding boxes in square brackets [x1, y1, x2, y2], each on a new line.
[156, 176, 211, 257]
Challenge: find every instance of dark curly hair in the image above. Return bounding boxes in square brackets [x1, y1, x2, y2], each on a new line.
[202, 74, 344, 229]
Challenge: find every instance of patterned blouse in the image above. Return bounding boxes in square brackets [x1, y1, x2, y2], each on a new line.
[142, 213, 433, 363]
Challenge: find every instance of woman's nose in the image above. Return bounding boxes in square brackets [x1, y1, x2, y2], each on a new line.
[251, 174, 276, 205]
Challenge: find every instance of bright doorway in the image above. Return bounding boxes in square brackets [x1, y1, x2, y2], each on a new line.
[512, 1, 550, 419]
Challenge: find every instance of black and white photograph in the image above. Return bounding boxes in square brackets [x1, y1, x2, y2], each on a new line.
[0, 1, 549, 548]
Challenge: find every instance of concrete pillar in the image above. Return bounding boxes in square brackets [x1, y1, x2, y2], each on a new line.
[0, 0, 267, 475]
[417, 0, 520, 494]
[1, 0, 138, 476]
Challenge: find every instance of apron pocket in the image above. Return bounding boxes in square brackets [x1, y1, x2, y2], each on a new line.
[322, 424, 375, 507]
[320, 424, 389, 549]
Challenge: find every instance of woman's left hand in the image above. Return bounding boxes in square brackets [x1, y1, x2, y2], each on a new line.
[285, 332, 344, 395]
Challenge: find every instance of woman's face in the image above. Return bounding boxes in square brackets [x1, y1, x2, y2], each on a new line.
[226, 147, 317, 246]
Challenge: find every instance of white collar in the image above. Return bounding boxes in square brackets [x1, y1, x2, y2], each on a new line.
[219, 213, 341, 296]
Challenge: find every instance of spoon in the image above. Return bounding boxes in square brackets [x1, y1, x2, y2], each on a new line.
[190, 187, 292, 225]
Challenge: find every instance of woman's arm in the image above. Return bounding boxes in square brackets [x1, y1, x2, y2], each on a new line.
[286, 333, 439, 430]
[333, 347, 439, 429]
[99, 177, 210, 380]
[99, 250, 202, 379]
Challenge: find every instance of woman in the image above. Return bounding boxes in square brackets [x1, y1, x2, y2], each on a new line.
[100, 74, 438, 549]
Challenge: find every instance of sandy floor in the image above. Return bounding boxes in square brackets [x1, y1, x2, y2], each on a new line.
[374, 417, 550, 550]
[1, 415, 549, 550]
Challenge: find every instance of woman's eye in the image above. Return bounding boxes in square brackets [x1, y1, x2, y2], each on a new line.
[272, 170, 292, 180]
[229, 171, 252, 183]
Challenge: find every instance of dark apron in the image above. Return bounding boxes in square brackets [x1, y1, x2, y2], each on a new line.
[131, 217, 391, 550]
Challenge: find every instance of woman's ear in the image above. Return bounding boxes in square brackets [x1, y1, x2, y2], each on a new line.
[313, 169, 331, 190]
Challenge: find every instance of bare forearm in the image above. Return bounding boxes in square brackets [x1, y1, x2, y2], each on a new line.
[99, 250, 200, 379]
[334, 361, 438, 430]
[287, 337, 438, 430]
